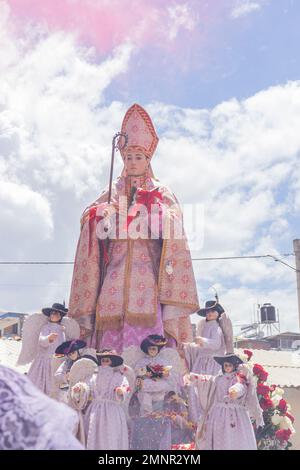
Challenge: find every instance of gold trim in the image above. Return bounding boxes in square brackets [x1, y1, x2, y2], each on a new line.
[96, 314, 123, 331]
[123, 238, 133, 315]
[123, 239, 157, 323]
[125, 311, 157, 328]
[160, 299, 199, 311]
[158, 238, 168, 292]
[163, 323, 178, 343]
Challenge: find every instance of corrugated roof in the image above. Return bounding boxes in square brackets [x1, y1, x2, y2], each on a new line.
[264, 332, 300, 340]
[236, 348, 300, 387]
[0, 318, 19, 329]
[0, 338, 29, 374]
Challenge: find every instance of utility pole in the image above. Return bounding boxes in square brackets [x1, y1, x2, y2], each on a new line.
[293, 239, 300, 331]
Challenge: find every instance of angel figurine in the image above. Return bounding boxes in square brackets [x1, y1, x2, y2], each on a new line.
[180, 298, 234, 422]
[188, 354, 264, 450]
[17, 303, 80, 397]
[54, 339, 98, 404]
[65, 354, 99, 446]
[69, 349, 133, 450]
[123, 334, 181, 418]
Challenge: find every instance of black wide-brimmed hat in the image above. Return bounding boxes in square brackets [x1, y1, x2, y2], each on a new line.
[197, 300, 225, 317]
[214, 353, 244, 367]
[42, 303, 68, 317]
[96, 349, 123, 367]
[55, 339, 86, 356]
[140, 334, 168, 354]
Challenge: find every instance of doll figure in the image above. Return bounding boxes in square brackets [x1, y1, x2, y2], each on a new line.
[134, 335, 178, 417]
[54, 339, 87, 403]
[180, 299, 233, 423]
[71, 349, 130, 450]
[188, 353, 263, 450]
[17, 303, 79, 397]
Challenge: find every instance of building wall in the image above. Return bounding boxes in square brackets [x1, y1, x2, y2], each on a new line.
[235, 339, 271, 350]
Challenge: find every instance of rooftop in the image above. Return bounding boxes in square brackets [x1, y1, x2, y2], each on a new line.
[236, 348, 300, 388]
[0, 338, 29, 374]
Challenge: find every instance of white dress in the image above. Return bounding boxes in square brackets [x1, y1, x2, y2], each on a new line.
[27, 321, 66, 396]
[84, 367, 129, 450]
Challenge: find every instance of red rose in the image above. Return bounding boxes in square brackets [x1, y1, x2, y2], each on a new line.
[260, 395, 274, 410]
[275, 429, 291, 443]
[243, 349, 253, 361]
[253, 363, 268, 382]
[253, 363, 263, 374]
[278, 399, 288, 414]
[285, 412, 295, 423]
[256, 383, 271, 396]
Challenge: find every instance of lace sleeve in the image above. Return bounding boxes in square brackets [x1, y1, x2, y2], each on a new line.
[0, 365, 83, 450]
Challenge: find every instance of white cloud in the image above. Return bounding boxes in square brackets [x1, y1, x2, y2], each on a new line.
[167, 3, 197, 40]
[0, 9, 133, 197]
[231, 1, 261, 19]
[0, 181, 53, 238]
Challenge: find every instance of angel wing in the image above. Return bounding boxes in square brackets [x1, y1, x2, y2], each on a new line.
[158, 347, 183, 377]
[68, 357, 97, 387]
[219, 312, 234, 354]
[61, 317, 80, 340]
[196, 318, 206, 337]
[17, 313, 47, 366]
[122, 345, 145, 370]
[237, 363, 264, 427]
[50, 355, 66, 399]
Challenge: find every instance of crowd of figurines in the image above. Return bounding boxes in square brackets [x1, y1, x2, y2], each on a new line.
[17, 300, 295, 450]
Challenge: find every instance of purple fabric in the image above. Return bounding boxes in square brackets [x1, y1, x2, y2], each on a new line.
[88, 303, 164, 352]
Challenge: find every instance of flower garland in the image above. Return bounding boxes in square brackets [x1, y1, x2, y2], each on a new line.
[240, 349, 295, 450]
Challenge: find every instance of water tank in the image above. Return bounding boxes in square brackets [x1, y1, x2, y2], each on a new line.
[260, 303, 276, 323]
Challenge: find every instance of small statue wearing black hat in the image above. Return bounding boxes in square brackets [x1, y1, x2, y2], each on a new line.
[54, 339, 87, 402]
[17, 303, 80, 397]
[179, 293, 234, 423]
[187, 353, 263, 450]
[70, 348, 132, 450]
[124, 334, 181, 417]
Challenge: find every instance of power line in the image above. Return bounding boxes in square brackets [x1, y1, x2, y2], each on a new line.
[0, 262, 74, 265]
[0, 253, 298, 271]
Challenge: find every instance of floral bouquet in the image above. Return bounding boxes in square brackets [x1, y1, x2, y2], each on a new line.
[239, 349, 295, 450]
[137, 364, 172, 380]
[171, 442, 196, 450]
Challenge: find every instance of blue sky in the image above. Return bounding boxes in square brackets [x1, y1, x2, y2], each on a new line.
[106, 0, 300, 108]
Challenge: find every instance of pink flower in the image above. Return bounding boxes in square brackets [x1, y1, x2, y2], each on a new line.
[278, 399, 288, 414]
[285, 412, 295, 423]
[256, 383, 271, 396]
[243, 349, 253, 361]
[275, 429, 292, 443]
[260, 395, 274, 410]
[253, 363, 268, 382]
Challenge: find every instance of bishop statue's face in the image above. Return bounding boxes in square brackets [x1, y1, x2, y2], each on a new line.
[124, 150, 149, 176]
